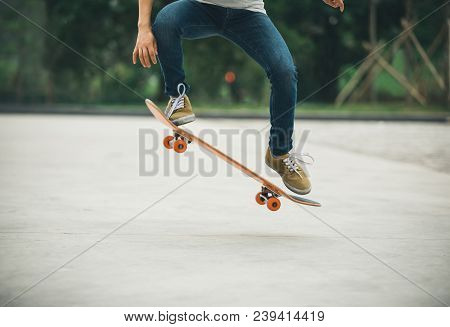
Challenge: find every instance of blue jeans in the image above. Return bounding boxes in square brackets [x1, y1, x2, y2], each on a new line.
[153, 0, 298, 156]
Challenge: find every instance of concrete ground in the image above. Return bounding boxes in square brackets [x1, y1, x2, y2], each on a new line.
[0, 114, 449, 307]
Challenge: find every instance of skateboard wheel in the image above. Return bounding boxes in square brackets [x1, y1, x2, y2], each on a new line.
[174, 139, 187, 153]
[267, 197, 281, 211]
[163, 136, 174, 149]
[255, 192, 266, 205]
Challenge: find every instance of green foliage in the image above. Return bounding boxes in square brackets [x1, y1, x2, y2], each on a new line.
[0, 0, 447, 105]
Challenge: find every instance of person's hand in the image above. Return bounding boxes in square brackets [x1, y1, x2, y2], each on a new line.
[322, 0, 345, 13]
[132, 28, 158, 68]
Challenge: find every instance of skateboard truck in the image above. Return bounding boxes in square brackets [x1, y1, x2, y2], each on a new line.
[255, 186, 281, 211]
[163, 132, 192, 153]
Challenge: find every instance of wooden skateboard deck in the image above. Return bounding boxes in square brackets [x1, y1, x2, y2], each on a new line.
[145, 99, 321, 211]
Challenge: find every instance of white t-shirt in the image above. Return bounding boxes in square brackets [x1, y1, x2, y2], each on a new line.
[195, 0, 266, 14]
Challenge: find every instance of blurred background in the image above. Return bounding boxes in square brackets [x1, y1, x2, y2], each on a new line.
[1, 1, 450, 307]
[0, 0, 449, 117]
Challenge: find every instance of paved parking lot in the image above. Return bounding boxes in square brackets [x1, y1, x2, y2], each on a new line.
[0, 114, 449, 306]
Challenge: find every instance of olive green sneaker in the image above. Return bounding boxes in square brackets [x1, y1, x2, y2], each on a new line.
[165, 94, 196, 126]
[265, 148, 312, 195]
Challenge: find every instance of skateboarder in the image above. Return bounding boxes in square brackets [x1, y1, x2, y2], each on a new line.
[133, 0, 345, 195]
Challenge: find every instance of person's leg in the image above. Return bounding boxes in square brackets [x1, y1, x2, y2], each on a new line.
[223, 11, 311, 195]
[223, 11, 298, 156]
[153, 0, 224, 97]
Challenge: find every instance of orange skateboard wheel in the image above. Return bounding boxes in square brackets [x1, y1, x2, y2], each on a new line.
[174, 139, 187, 153]
[267, 197, 281, 211]
[163, 136, 174, 149]
[255, 192, 266, 205]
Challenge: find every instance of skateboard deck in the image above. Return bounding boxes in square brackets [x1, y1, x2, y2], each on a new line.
[145, 99, 321, 211]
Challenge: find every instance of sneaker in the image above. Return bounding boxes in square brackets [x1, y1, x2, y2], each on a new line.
[165, 84, 196, 126]
[265, 148, 312, 195]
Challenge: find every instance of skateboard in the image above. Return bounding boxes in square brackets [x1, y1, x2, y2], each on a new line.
[145, 99, 321, 211]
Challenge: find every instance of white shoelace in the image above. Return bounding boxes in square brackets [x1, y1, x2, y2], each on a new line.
[165, 83, 186, 118]
[282, 152, 314, 176]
